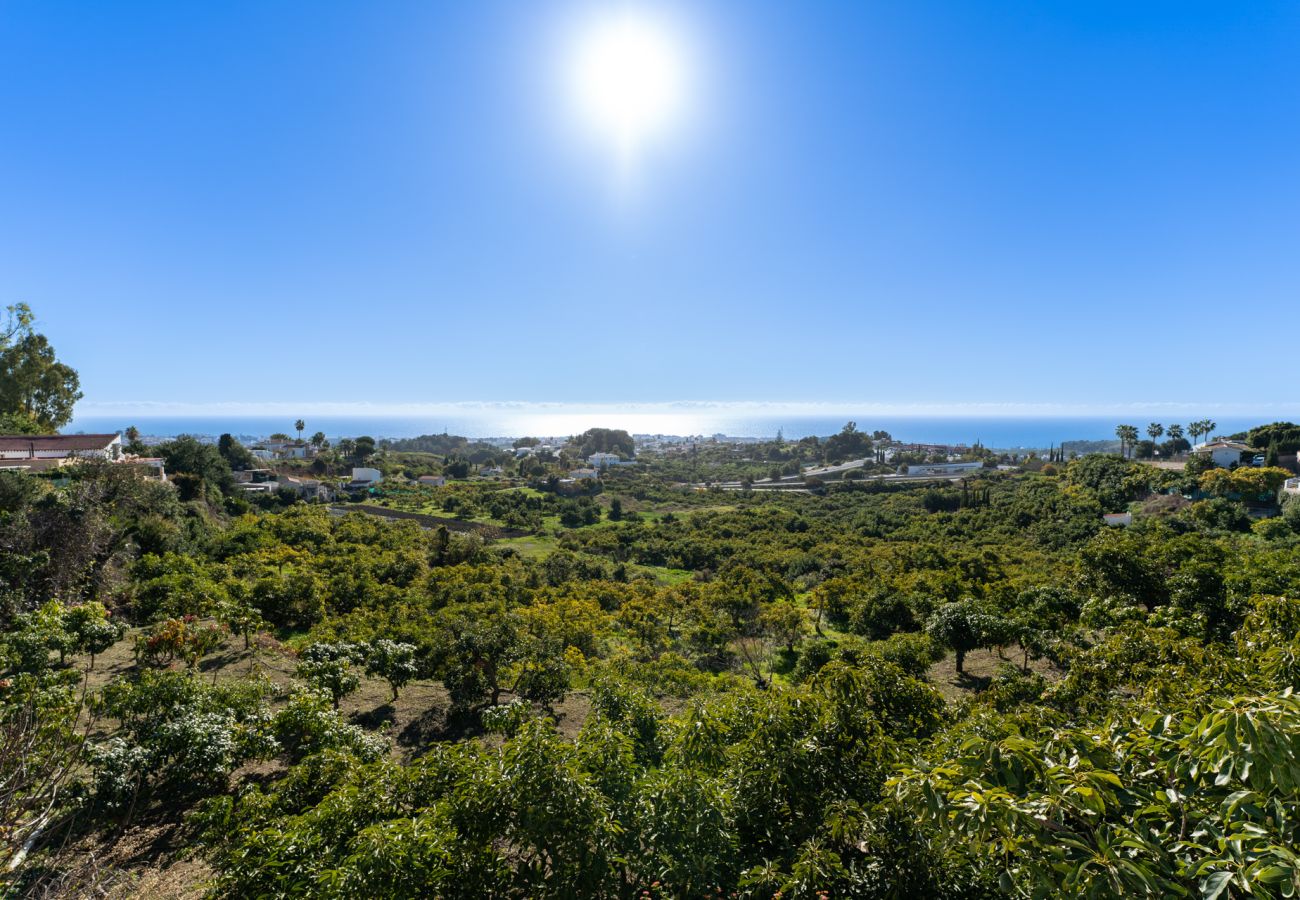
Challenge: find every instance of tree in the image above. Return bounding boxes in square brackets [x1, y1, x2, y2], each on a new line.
[925, 600, 988, 674]
[296, 643, 363, 710]
[437, 607, 523, 711]
[574, 428, 635, 458]
[1114, 424, 1139, 459]
[0, 332, 82, 432]
[294, 419, 305, 441]
[1189, 419, 1218, 446]
[216, 597, 266, 651]
[1164, 423, 1189, 456]
[352, 436, 376, 463]
[217, 433, 255, 471]
[824, 421, 872, 463]
[365, 640, 419, 701]
[310, 431, 327, 447]
[760, 600, 809, 653]
[1247, 422, 1300, 454]
[65, 601, 124, 670]
[158, 435, 232, 501]
[1146, 422, 1164, 447]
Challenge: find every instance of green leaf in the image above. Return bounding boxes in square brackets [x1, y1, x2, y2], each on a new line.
[1200, 870, 1233, 900]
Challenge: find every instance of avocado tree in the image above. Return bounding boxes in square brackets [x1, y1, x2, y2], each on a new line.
[296, 642, 363, 710]
[925, 600, 989, 674]
[365, 639, 419, 701]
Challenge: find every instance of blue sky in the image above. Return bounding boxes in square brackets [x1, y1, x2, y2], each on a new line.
[2, 1, 1297, 416]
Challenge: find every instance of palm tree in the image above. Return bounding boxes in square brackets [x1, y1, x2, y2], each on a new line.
[295, 419, 306, 442]
[1188, 421, 1203, 447]
[1204, 419, 1217, 442]
[1167, 423, 1183, 442]
[1115, 424, 1139, 458]
[1147, 423, 1163, 444]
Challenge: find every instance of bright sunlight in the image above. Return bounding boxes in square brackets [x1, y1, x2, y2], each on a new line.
[568, 9, 688, 165]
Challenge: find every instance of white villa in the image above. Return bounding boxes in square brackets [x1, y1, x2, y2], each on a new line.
[588, 452, 631, 468]
[1193, 440, 1255, 468]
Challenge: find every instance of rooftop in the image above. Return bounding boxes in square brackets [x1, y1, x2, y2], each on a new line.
[0, 433, 120, 453]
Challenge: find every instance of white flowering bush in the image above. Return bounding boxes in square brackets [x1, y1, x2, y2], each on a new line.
[84, 671, 279, 816]
[272, 690, 387, 762]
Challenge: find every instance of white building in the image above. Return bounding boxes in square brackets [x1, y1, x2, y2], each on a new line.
[418, 475, 446, 487]
[1193, 440, 1254, 469]
[587, 452, 630, 468]
[250, 440, 312, 460]
[569, 468, 599, 480]
[350, 467, 383, 485]
[1102, 512, 1133, 527]
[1284, 477, 1300, 495]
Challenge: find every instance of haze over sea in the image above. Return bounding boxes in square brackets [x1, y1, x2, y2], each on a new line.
[68, 404, 1278, 449]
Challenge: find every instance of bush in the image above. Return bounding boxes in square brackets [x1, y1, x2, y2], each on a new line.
[272, 690, 387, 761]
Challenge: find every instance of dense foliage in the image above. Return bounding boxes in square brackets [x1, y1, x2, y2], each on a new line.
[3, 437, 1300, 897]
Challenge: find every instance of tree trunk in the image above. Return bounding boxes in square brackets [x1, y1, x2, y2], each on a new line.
[955, 648, 965, 674]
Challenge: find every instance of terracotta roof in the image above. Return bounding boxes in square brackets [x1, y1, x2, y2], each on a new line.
[0, 433, 120, 453]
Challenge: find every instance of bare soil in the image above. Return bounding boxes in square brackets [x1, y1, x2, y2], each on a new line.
[926, 647, 1062, 702]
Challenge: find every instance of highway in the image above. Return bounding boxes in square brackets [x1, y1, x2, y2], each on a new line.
[694, 458, 978, 492]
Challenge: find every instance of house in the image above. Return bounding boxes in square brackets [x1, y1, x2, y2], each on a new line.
[231, 468, 276, 484]
[587, 452, 629, 468]
[350, 467, 383, 486]
[479, 466, 504, 477]
[0, 433, 123, 462]
[1102, 512, 1133, 527]
[1193, 440, 1255, 469]
[569, 468, 599, 480]
[249, 439, 314, 461]
[1284, 477, 1300, 496]
[276, 476, 334, 502]
[418, 475, 446, 487]
[122, 457, 167, 481]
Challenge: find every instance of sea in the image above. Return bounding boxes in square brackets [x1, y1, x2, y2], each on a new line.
[65, 413, 1271, 451]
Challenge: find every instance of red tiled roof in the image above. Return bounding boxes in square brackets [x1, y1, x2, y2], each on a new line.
[0, 433, 120, 453]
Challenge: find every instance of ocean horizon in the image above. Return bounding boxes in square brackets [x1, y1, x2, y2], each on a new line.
[65, 412, 1271, 450]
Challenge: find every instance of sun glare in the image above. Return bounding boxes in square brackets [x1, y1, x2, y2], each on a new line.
[568, 9, 687, 165]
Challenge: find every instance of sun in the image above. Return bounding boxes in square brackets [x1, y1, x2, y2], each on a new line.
[568, 9, 688, 163]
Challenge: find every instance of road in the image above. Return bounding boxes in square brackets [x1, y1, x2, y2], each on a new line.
[695, 464, 977, 492]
